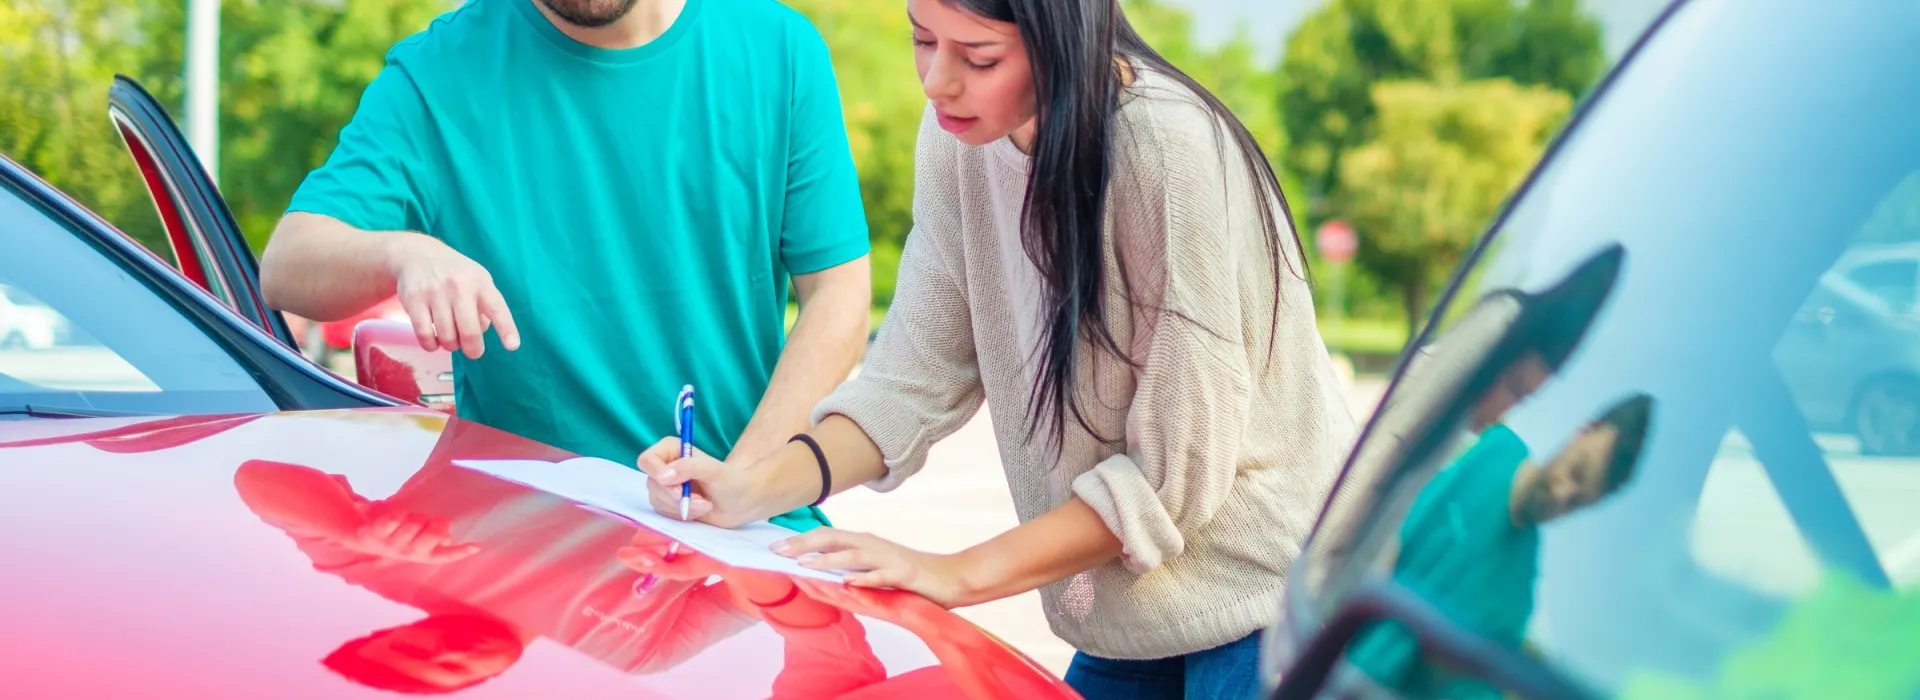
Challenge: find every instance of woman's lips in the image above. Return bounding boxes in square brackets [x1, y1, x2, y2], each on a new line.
[936, 111, 979, 134]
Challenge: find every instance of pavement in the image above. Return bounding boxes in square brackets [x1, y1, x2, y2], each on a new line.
[822, 372, 1393, 674]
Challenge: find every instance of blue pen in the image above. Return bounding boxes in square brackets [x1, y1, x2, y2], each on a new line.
[676, 384, 695, 519]
[636, 384, 696, 597]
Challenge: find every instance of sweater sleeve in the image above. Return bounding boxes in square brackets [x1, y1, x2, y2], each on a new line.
[1068, 95, 1265, 574]
[810, 105, 984, 491]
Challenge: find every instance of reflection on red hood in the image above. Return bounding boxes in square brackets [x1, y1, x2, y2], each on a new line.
[0, 413, 265, 452]
[0, 408, 1078, 700]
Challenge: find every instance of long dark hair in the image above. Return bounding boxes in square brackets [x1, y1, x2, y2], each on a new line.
[942, 0, 1307, 447]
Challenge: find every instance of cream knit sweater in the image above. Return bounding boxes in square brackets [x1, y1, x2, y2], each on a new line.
[812, 69, 1357, 660]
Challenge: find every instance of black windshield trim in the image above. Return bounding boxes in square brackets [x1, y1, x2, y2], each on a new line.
[1269, 582, 1598, 700]
[0, 404, 153, 419]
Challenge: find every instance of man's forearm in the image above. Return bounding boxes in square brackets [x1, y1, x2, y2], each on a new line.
[260, 211, 417, 321]
[728, 264, 871, 465]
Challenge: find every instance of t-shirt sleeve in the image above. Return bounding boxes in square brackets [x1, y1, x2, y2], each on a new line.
[776, 19, 871, 275]
[285, 61, 441, 235]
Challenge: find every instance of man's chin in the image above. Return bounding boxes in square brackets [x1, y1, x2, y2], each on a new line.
[539, 0, 638, 28]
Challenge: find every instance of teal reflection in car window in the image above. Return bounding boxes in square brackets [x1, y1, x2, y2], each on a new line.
[1346, 394, 1654, 698]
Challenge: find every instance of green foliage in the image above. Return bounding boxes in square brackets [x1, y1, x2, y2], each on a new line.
[1617, 568, 1920, 700]
[1281, 0, 1604, 331]
[136, 0, 452, 251]
[2, 0, 1280, 311]
[1282, 0, 1601, 199]
[1, 0, 171, 253]
[1, 0, 446, 257]
[1336, 79, 1569, 335]
[783, 0, 921, 305]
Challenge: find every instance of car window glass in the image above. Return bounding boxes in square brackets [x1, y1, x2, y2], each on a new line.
[1296, 2, 1920, 697]
[0, 281, 158, 392]
[0, 179, 273, 415]
[1843, 260, 1919, 311]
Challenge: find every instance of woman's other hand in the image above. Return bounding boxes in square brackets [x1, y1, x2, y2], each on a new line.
[773, 528, 979, 609]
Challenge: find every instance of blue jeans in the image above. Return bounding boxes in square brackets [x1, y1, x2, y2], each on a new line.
[1063, 632, 1262, 700]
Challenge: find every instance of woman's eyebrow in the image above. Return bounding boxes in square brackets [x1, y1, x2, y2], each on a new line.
[908, 12, 1010, 48]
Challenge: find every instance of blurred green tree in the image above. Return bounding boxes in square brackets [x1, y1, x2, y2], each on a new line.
[1336, 78, 1570, 336]
[132, 0, 452, 251]
[1, 0, 170, 253]
[1, 0, 1269, 310]
[1283, 0, 1601, 200]
[1281, 0, 1603, 330]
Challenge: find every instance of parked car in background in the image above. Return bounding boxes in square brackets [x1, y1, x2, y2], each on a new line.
[0, 77, 1074, 699]
[1776, 244, 1920, 456]
[0, 284, 63, 350]
[1261, 1, 1920, 698]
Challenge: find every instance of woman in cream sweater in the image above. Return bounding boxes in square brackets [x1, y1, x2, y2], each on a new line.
[636, 0, 1355, 696]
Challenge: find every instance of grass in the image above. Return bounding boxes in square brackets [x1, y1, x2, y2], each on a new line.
[1318, 315, 1411, 357]
[789, 303, 1411, 357]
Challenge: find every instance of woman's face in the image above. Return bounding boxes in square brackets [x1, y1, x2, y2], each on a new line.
[908, 0, 1037, 148]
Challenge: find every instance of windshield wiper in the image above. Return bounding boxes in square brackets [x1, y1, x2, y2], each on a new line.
[0, 404, 149, 419]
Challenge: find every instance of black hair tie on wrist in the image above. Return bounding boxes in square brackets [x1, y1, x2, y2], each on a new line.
[789, 433, 831, 507]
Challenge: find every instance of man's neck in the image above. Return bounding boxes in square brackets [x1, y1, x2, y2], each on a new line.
[531, 0, 687, 50]
[1507, 462, 1540, 528]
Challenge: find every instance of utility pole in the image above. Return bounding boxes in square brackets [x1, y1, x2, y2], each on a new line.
[185, 0, 219, 184]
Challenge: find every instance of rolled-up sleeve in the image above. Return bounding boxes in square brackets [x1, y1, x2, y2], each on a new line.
[810, 106, 982, 491]
[1069, 95, 1258, 574]
[1071, 318, 1253, 573]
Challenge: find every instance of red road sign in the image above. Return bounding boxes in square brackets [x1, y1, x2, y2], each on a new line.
[1317, 220, 1357, 263]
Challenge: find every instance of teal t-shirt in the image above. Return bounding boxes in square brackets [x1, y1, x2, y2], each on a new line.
[1348, 423, 1539, 696]
[287, 0, 869, 531]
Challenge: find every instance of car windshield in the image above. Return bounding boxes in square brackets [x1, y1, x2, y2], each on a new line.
[1296, 1, 1920, 697]
[0, 175, 273, 416]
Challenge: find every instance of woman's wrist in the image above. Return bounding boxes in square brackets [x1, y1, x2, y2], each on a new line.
[942, 548, 997, 609]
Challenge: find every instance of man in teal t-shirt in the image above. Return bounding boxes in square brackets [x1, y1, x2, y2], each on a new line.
[260, 0, 874, 532]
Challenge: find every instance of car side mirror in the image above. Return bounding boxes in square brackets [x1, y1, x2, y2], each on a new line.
[351, 319, 455, 413]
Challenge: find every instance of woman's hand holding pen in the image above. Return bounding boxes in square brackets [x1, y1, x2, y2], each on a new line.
[637, 436, 802, 528]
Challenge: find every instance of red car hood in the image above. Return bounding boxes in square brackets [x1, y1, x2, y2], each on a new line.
[0, 408, 1075, 700]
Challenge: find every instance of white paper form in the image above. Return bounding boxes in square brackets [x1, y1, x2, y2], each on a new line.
[451, 457, 846, 582]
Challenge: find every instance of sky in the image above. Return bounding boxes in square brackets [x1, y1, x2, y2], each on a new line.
[1160, 0, 1678, 66]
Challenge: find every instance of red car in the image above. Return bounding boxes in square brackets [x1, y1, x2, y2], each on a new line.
[293, 295, 410, 368]
[0, 76, 1076, 699]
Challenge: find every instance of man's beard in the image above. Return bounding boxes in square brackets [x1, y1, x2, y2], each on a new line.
[538, 0, 640, 28]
